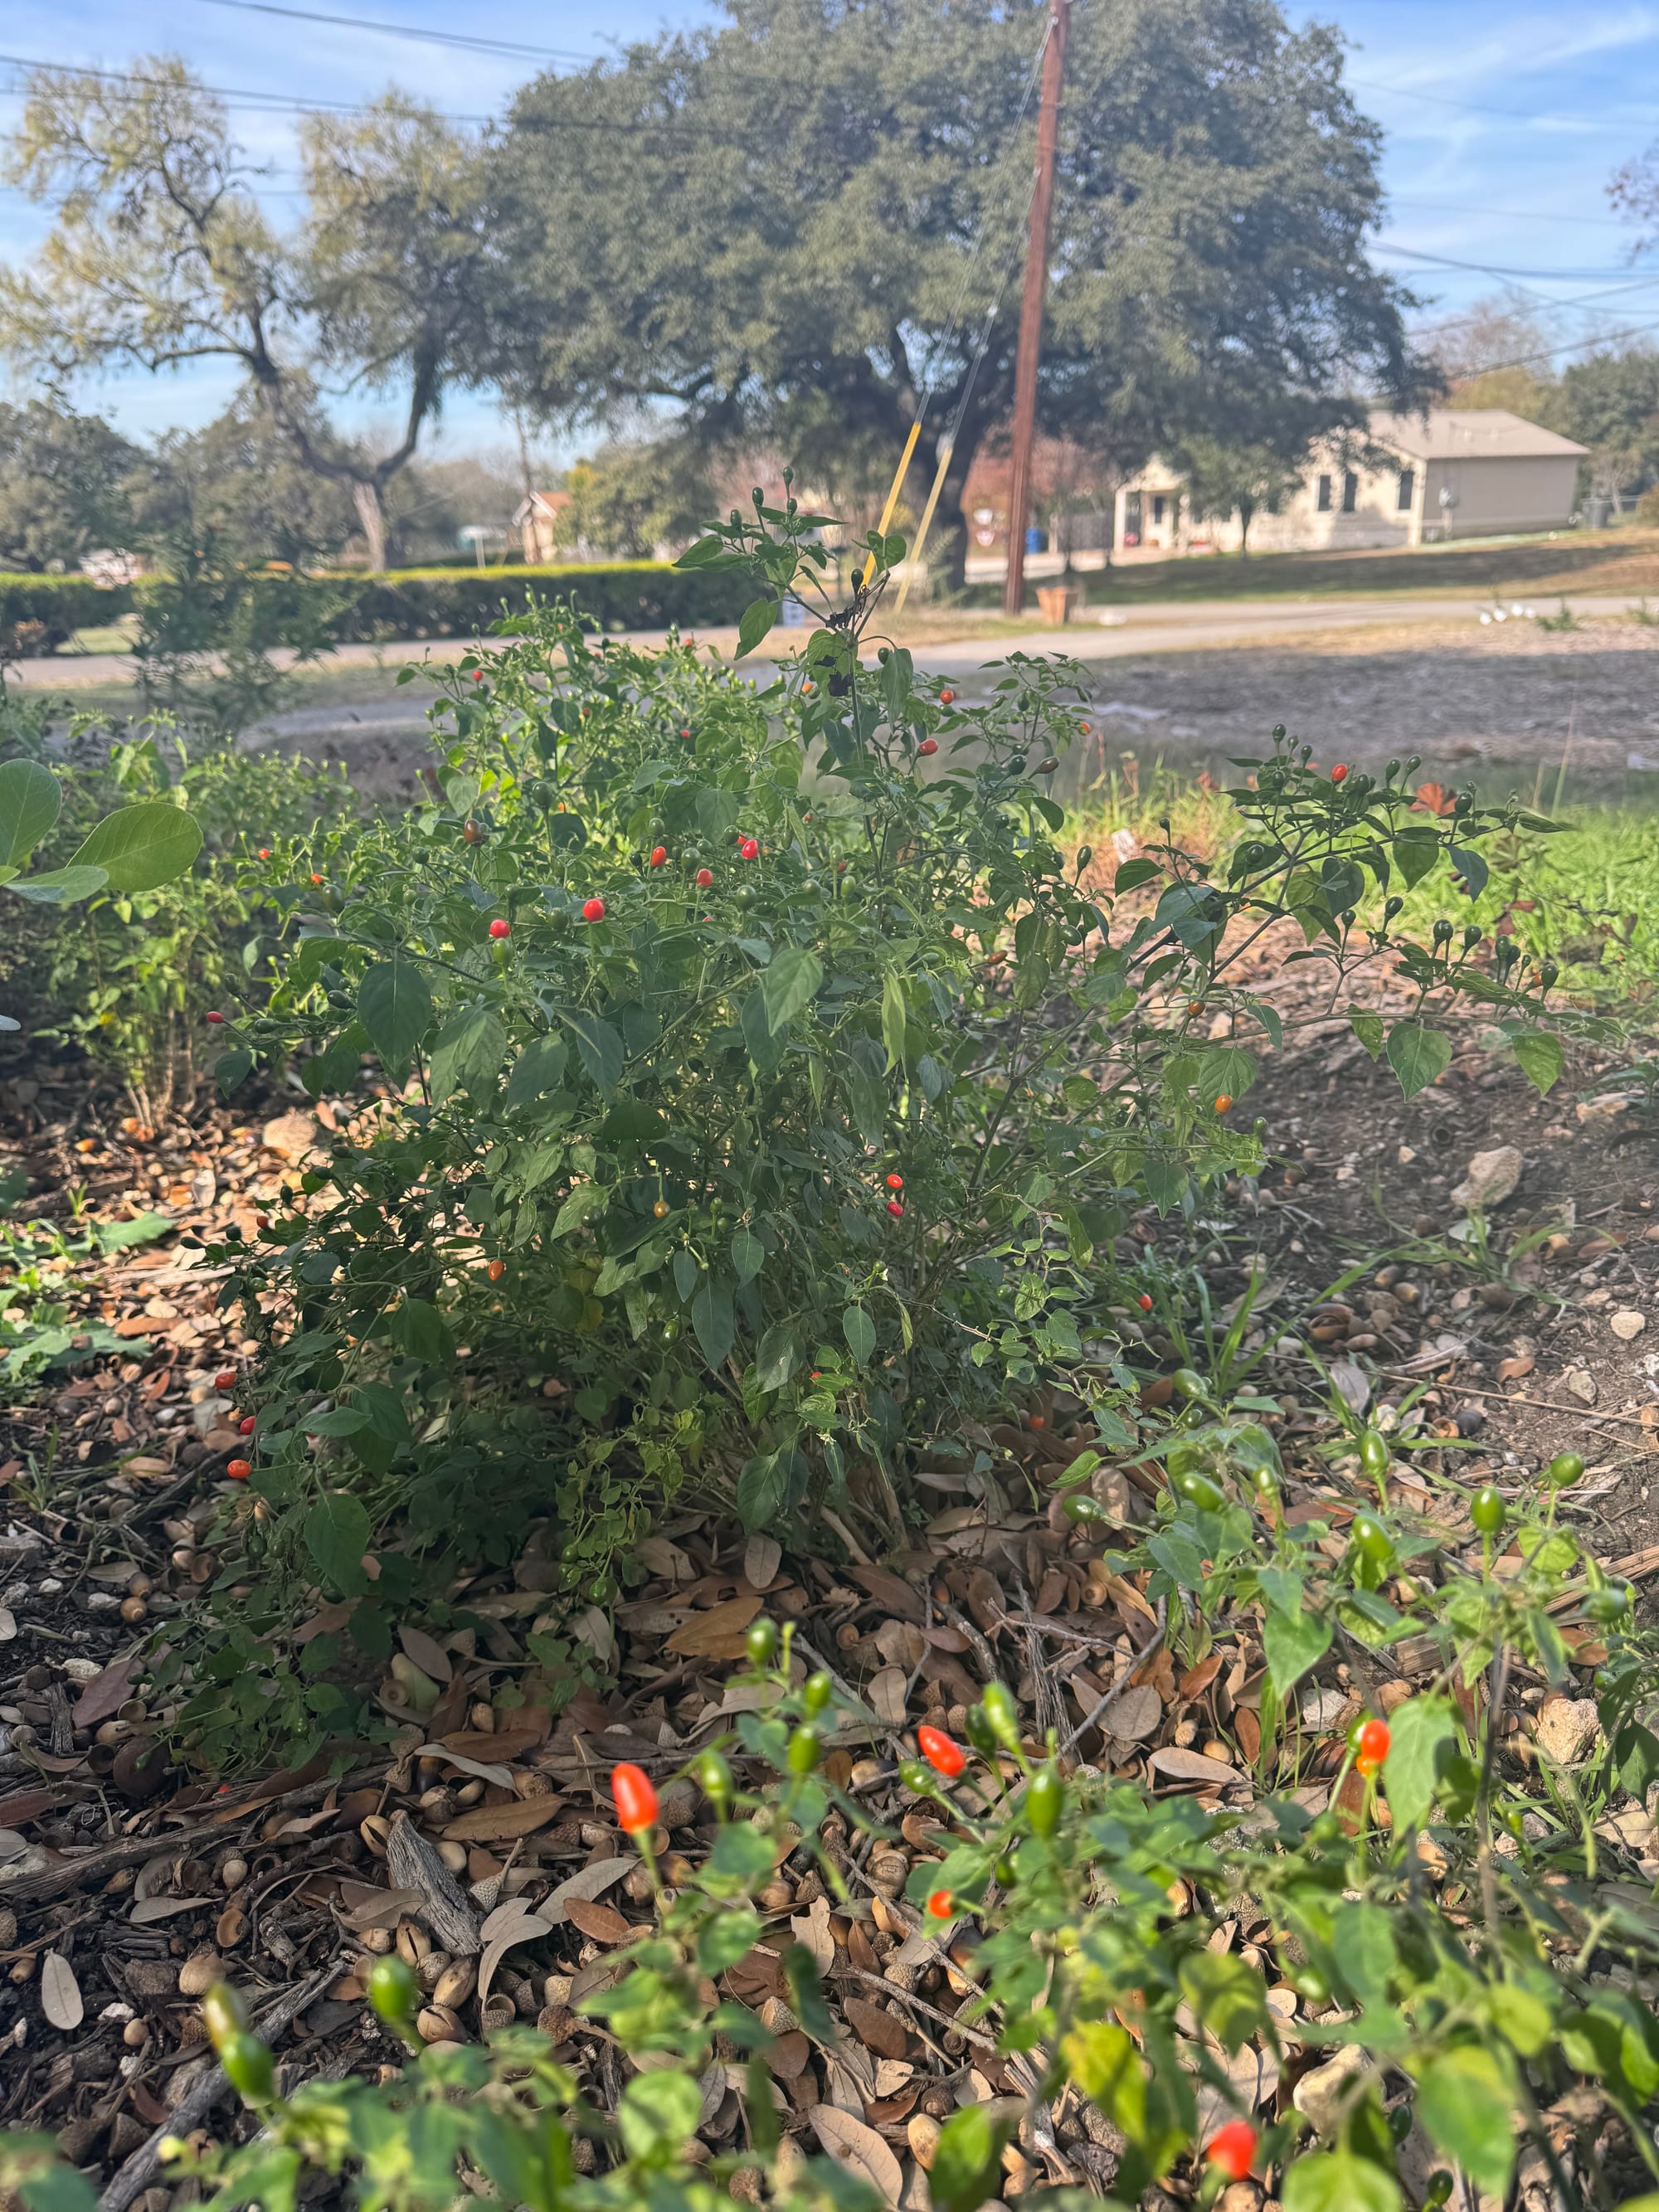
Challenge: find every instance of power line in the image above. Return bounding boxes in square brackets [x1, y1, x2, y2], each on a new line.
[187, 0, 596, 65]
[1350, 73, 1651, 129]
[1467, 312, 1659, 375]
[1389, 194, 1628, 230]
[1378, 243, 1659, 282]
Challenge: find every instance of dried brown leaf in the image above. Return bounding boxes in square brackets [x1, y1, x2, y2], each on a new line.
[41, 1951, 83, 2030]
[541, 1859, 630, 1926]
[565, 1898, 633, 1945]
[398, 1626, 453, 1685]
[663, 1592, 764, 1658]
[844, 1996, 908, 2060]
[810, 2105, 903, 2203]
[440, 1796, 566, 1843]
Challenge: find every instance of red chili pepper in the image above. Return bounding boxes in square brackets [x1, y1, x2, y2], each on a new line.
[1206, 2121, 1258, 2181]
[917, 1724, 966, 1778]
[1354, 1716, 1390, 1776]
[611, 1762, 659, 1835]
[926, 1889, 954, 1919]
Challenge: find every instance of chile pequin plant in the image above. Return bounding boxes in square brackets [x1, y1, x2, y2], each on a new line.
[12, 1528, 1659, 2212]
[159, 482, 1579, 1766]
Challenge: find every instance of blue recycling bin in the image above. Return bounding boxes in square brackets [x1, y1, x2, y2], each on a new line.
[1025, 526, 1044, 554]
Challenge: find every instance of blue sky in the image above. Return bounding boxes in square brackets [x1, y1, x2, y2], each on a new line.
[2, 0, 1657, 461]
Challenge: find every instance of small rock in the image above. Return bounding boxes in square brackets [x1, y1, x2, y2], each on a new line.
[1397, 1144, 1417, 1165]
[1612, 1310, 1647, 1341]
[1293, 2046, 1379, 2137]
[1534, 1694, 1600, 1766]
[1451, 1145, 1523, 1210]
[1564, 1368, 1598, 1405]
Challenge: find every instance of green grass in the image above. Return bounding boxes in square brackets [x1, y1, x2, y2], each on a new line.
[960, 523, 1659, 613]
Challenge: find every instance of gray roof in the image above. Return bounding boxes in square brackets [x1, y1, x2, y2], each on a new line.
[1370, 408, 1588, 461]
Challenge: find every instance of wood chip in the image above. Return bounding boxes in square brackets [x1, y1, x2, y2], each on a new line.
[384, 1810, 479, 1955]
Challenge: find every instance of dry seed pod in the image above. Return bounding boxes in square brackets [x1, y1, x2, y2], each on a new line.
[358, 1927, 393, 1956]
[432, 1959, 475, 2010]
[538, 2004, 578, 2040]
[0, 1909, 17, 1950]
[415, 1949, 453, 1994]
[126, 1571, 153, 1600]
[435, 1841, 468, 1875]
[219, 1855, 248, 1891]
[758, 1879, 794, 1913]
[417, 1786, 457, 1823]
[215, 1903, 246, 1950]
[479, 1993, 514, 2033]
[122, 2019, 149, 2049]
[397, 1921, 430, 1966]
[416, 2004, 462, 2044]
[623, 1864, 654, 1904]
[360, 1816, 391, 1860]
[868, 1850, 908, 1898]
[119, 1598, 148, 1625]
[515, 1770, 556, 1800]
[469, 1703, 494, 1732]
[454, 1779, 484, 1807]
[541, 1973, 573, 2010]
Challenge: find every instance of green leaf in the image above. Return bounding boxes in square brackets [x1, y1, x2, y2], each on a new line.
[552, 1183, 606, 1237]
[1510, 1029, 1564, 1096]
[1386, 1021, 1452, 1101]
[882, 968, 908, 1072]
[929, 2106, 1014, 2212]
[389, 1298, 455, 1368]
[707, 1821, 775, 1892]
[428, 1004, 507, 1102]
[1448, 843, 1489, 899]
[303, 1492, 372, 1595]
[696, 1905, 763, 1976]
[357, 961, 432, 1077]
[18, 2162, 107, 2212]
[214, 1048, 254, 1098]
[0, 758, 60, 868]
[1262, 1607, 1331, 1700]
[691, 1277, 735, 1368]
[736, 1447, 805, 1530]
[617, 2070, 702, 2160]
[502, 1035, 569, 1110]
[843, 1305, 876, 1364]
[731, 1227, 764, 1283]
[735, 595, 777, 657]
[1413, 2044, 1516, 2199]
[674, 534, 725, 569]
[560, 1007, 625, 1096]
[1392, 828, 1441, 887]
[6, 865, 108, 905]
[755, 1324, 800, 1392]
[1178, 1951, 1266, 2053]
[1350, 1009, 1385, 1061]
[69, 802, 202, 894]
[1381, 1694, 1457, 1830]
[759, 946, 823, 1034]
[1282, 2152, 1402, 2212]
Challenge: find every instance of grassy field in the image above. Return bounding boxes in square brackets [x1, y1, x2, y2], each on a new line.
[966, 523, 1659, 609]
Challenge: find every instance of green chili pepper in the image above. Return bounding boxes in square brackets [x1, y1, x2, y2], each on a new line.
[1025, 1763, 1064, 1838]
[366, 1954, 419, 2032]
[1170, 1368, 1207, 1401]
[1584, 1587, 1631, 1625]
[898, 1759, 936, 1795]
[1350, 1511, 1394, 1563]
[801, 1670, 834, 1717]
[1061, 1492, 1109, 1525]
[980, 1680, 1023, 1753]
[1291, 1963, 1331, 2005]
[964, 1703, 1000, 1757]
[695, 1748, 733, 1813]
[1470, 1486, 1506, 1537]
[1358, 1431, 1389, 1480]
[1171, 1466, 1225, 1512]
[747, 1617, 779, 1666]
[219, 2031, 276, 2106]
[1248, 1462, 1280, 1500]
[1546, 1453, 1585, 1489]
[786, 1726, 821, 1775]
[200, 1981, 248, 2053]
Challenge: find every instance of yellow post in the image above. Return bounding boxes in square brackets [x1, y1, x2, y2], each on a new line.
[893, 438, 954, 615]
[862, 420, 922, 587]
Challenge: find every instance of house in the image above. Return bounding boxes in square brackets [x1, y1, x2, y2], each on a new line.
[1113, 410, 1588, 558]
[513, 489, 572, 565]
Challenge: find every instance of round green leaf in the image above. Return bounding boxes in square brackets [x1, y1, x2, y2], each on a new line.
[68, 802, 202, 895]
[0, 757, 61, 868]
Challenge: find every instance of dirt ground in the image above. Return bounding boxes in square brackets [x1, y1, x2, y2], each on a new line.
[1062, 618, 1659, 805]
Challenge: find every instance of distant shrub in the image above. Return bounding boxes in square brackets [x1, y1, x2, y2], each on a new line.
[333, 561, 749, 640]
[0, 572, 134, 658]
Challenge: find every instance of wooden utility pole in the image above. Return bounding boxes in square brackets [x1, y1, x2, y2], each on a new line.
[1002, 0, 1070, 617]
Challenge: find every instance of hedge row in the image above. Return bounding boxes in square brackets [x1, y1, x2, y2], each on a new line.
[328, 562, 749, 640]
[1, 562, 749, 657]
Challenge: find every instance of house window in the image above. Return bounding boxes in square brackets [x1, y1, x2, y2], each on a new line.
[1397, 467, 1414, 512]
[1316, 474, 1332, 513]
[1123, 490, 1142, 547]
[1152, 494, 1165, 526]
[1342, 472, 1358, 513]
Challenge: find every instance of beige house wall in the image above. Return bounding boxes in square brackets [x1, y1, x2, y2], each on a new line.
[1113, 441, 1582, 560]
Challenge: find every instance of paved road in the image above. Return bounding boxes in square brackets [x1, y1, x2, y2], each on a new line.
[10, 589, 1653, 696]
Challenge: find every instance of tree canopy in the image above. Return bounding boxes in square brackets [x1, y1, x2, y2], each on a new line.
[0, 401, 140, 572]
[485, 0, 1430, 581]
[0, 58, 494, 569]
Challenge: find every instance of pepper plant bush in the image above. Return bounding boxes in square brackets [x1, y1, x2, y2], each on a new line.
[166, 487, 1576, 1763]
[11, 1470, 1659, 2212]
